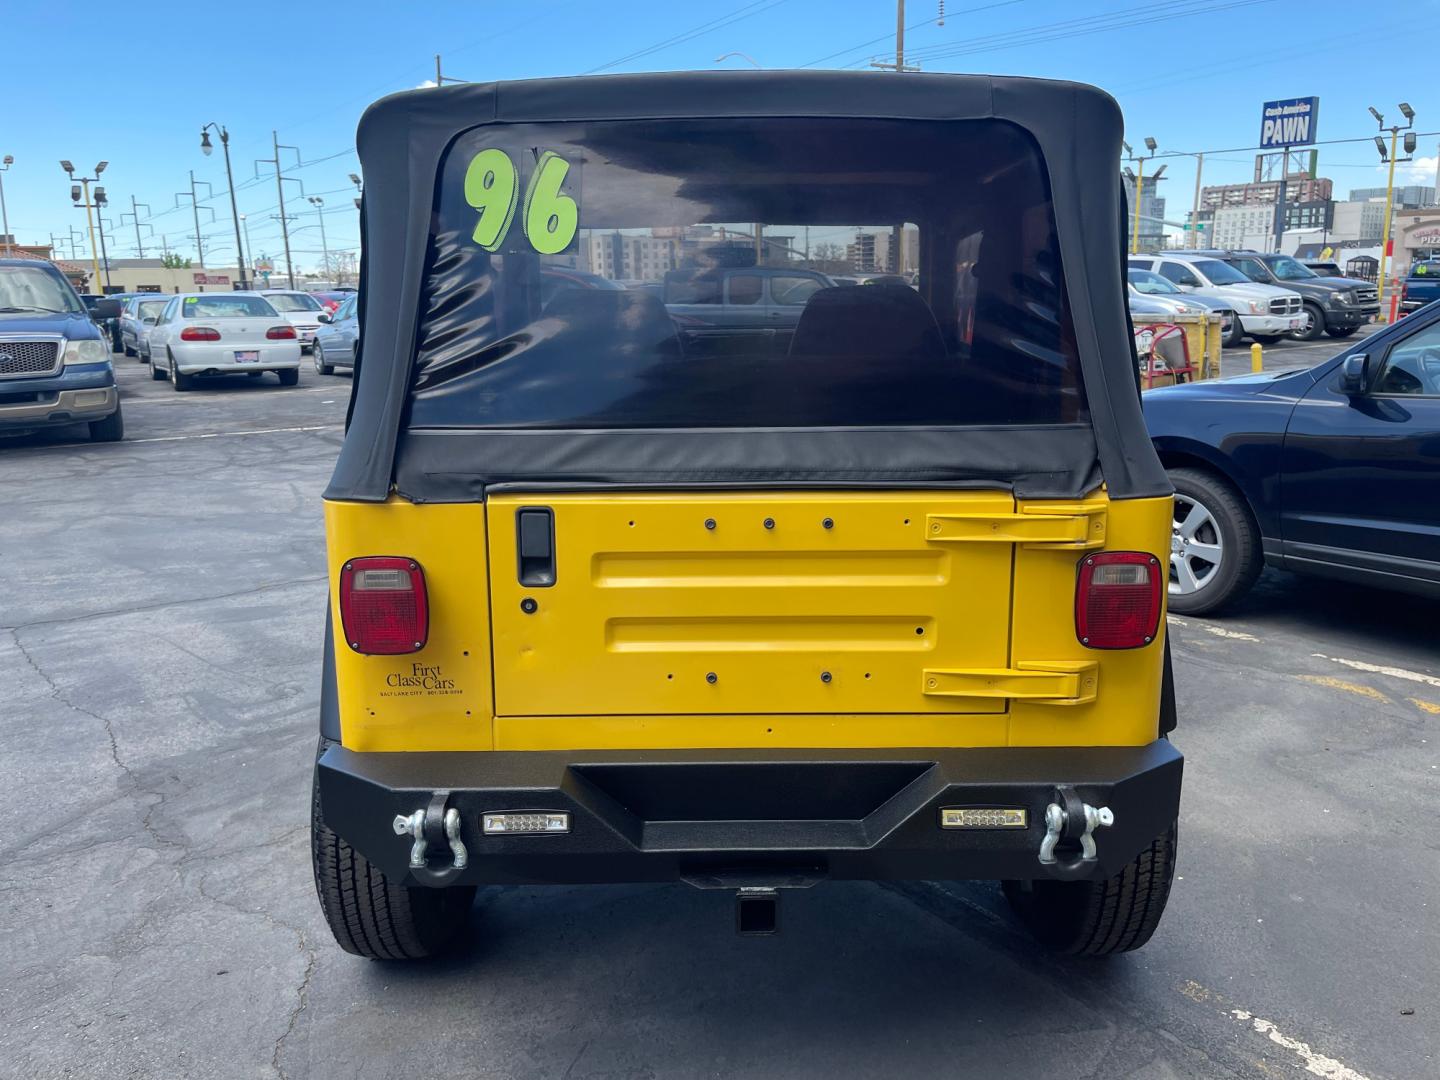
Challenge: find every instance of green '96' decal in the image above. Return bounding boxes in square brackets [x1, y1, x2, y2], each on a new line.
[463, 148, 578, 254]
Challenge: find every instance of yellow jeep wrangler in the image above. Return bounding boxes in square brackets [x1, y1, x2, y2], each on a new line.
[312, 70, 1180, 959]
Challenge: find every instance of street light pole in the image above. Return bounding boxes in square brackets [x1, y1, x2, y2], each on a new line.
[0, 155, 13, 255]
[1371, 103, 1417, 322]
[62, 160, 107, 289]
[1126, 138, 1158, 254]
[308, 196, 331, 280]
[201, 124, 249, 288]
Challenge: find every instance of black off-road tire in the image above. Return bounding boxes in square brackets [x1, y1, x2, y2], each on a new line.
[1002, 822, 1178, 956]
[311, 760, 475, 960]
[1166, 466, 1263, 615]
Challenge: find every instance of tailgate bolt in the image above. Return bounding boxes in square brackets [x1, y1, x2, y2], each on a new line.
[822, 517, 833, 529]
[706, 672, 718, 684]
[763, 517, 775, 529]
[820, 671, 832, 683]
[704, 518, 716, 530]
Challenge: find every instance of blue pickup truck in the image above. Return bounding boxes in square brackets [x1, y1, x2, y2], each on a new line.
[0, 258, 123, 442]
[1400, 260, 1440, 314]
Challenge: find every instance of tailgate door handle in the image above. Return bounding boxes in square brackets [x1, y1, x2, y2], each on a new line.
[922, 662, 1098, 705]
[516, 507, 556, 587]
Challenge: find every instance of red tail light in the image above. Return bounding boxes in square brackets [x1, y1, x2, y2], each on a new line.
[1075, 552, 1162, 649]
[180, 326, 220, 341]
[266, 324, 297, 340]
[339, 557, 428, 654]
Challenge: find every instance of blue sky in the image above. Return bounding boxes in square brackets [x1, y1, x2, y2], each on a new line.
[2, 0, 1434, 273]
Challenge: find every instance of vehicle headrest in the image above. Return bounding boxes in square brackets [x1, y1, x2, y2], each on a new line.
[788, 284, 945, 365]
[540, 288, 683, 361]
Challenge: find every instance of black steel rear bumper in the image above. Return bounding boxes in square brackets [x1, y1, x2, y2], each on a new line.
[317, 740, 1182, 888]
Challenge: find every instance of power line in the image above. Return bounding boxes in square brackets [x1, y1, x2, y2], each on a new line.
[873, 0, 1280, 67]
[801, 0, 1026, 68]
[584, 0, 791, 74]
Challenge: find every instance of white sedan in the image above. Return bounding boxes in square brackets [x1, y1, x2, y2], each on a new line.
[146, 292, 302, 390]
[258, 289, 327, 351]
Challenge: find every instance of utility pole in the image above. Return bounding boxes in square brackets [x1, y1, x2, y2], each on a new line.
[175, 174, 214, 270]
[95, 209, 113, 290]
[308, 196, 331, 280]
[870, 1, 920, 71]
[896, 0, 904, 72]
[0, 155, 12, 255]
[128, 195, 149, 258]
[433, 55, 466, 85]
[239, 214, 254, 279]
[61, 160, 107, 289]
[201, 123, 249, 288]
[261, 130, 299, 288]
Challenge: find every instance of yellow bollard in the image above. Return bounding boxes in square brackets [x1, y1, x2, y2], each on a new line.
[1250, 342, 1263, 374]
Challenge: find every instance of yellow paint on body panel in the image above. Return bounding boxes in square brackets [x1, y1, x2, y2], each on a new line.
[1009, 495, 1171, 747]
[325, 499, 494, 751]
[327, 489, 1172, 752]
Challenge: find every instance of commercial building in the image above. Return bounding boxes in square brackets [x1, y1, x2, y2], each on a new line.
[1210, 205, 1275, 250]
[84, 258, 246, 294]
[583, 232, 680, 281]
[1329, 200, 1390, 245]
[1200, 176, 1332, 210]
[1348, 185, 1435, 208]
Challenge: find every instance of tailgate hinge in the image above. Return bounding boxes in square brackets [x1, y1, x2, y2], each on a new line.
[925, 504, 1106, 550]
[922, 661, 1099, 706]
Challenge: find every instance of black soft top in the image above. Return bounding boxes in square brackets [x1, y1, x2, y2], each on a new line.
[328, 70, 1167, 503]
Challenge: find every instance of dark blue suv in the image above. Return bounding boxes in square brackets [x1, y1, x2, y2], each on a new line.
[1144, 308, 1440, 613]
[0, 259, 123, 442]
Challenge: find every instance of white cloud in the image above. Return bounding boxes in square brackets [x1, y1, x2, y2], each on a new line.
[1402, 155, 1438, 184]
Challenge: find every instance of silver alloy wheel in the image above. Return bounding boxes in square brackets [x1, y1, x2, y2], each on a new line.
[1293, 307, 1317, 339]
[314, 341, 324, 373]
[1169, 494, 1224, 595]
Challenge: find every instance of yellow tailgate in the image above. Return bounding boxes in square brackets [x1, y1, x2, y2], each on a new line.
[488, 491, 1029, 717]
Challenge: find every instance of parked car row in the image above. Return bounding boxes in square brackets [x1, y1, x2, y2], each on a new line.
[1131, 248, 1378, 346]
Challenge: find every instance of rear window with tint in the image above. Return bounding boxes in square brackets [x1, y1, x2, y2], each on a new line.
[182, 296, 278, 318]
[408, 117, 1086, 429]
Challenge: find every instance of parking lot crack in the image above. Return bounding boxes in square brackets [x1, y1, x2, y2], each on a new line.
[10, 627, 135, 785]
[195, 872, 318, 1080]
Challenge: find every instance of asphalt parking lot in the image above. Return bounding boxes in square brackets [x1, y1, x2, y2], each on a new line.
[1, 333, 1435, 1080]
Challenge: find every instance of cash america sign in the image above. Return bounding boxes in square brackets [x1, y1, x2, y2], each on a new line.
[1260, 97, 1319, 150]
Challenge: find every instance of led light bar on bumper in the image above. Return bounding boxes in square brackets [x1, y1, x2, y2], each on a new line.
[482, 811, 571, 835]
